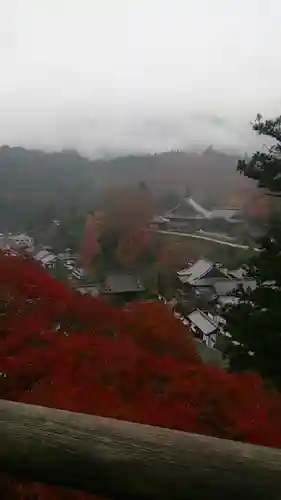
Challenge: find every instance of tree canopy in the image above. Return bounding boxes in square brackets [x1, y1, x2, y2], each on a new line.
[237, 115, 281, 195]
[225, 115, 281, 389]
[97, 185, 155, 271]
[2, 249, 281, 498]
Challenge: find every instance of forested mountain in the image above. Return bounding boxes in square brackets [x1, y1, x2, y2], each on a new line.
[0, 145, 255, 231]
[0, 146, 99, 231]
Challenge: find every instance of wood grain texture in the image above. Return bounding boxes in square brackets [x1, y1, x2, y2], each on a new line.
[1, 399, 281, 499]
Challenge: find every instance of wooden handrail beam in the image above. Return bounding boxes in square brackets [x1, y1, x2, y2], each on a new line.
[1, 399, 281, 499]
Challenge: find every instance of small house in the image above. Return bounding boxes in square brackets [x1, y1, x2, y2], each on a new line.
[34, 250, 57, 268]
[187, 309, 219, 347]
[177, 259, 229, 289]
[77, 285, 99, 297]
[100, 273, 146, 305]
[213, 279, 257, 299]
[6, 233, 34, 251]
[213, 278, 257, 311]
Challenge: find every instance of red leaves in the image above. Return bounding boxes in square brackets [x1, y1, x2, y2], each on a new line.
[2, 252, 281, 499]
[100, 186, 155, 269]
[125, 300, 198, 360]
[79, 213, 101, 268]
[116, 228, 153, 268]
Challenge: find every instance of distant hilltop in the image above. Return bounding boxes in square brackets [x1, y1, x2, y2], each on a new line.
[0, 146, 256, 231]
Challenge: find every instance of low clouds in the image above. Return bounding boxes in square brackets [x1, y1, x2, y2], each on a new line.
[0, 0, 280, 156]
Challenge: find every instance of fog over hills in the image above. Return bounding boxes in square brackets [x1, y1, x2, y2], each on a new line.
[0, 0, 278, 228]
[0, 1, 280, 156]
[0, 145, 255, 231]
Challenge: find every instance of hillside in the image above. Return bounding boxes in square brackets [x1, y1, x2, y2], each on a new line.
[1, 250, 281, 499]
[0, 146, 255, 231]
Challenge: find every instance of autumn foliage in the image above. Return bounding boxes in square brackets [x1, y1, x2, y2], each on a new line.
[1, 250, 281, 499]
[98, 185, 155, 269]
[79, 212, 102, 268]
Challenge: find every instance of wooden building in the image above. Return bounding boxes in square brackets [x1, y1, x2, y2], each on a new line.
[100, 273, 146, 305]
[162, 196, 244, 234]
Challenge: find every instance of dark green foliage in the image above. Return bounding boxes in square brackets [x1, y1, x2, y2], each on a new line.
[98, 228, 120, 271]
[237, 115, 281, 195]
[225, 115, 281, 389]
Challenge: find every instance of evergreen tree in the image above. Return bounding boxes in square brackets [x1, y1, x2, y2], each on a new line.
[237, 115, 281, 195]
[225, 115, 281, 389]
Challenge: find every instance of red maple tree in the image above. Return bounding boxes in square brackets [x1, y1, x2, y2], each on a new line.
[1, 250, 281, 499]
[79, 212, 102, 268]
[99, 186, 155, 269]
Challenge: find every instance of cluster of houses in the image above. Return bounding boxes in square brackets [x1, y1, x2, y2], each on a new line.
[34, 248, 86, 281]
[0, 231, 151, 304]
[173, 258, 256, 349]
[0, 231, 86, 283]
[0, 232, 35, 252]
[1, 228, 257, 369]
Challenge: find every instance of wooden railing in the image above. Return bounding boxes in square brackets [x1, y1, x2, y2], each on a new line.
[1, 399, 281, 499]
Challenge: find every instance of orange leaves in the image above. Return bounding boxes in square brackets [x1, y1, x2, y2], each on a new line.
[99, 185, 155, 269]
[79, 212, 101, 268]
[116, 228, 153, 268]
[102, 186, 154, 233]
[158, 241, 189, 270]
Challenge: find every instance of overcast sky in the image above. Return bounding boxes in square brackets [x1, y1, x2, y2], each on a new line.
[0, 0, 280, 156]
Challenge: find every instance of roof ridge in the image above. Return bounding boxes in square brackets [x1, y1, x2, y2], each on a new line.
[199, 310, 219, 327]
[189, 309, 218, 327]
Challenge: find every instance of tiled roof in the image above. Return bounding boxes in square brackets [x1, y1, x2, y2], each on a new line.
[41, 254, 56, 265]
[192, 276, 229, 287]
[77, 286, 99, 296]
[34, 249, 56, 265]
[177, 259, 214, 284]
[209, 209, 241, 220]
[188, 309, 218, 335]
[214, 279, 256, 296]
[103, 274, 144, 294]
[186, 197, 212, 219]
[167, 197, 242, 222]
[167, 197, 212, 219]
[218, 296, 240, 306]
[34, 250, 51, 261]
[228, 268, 246, 279]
